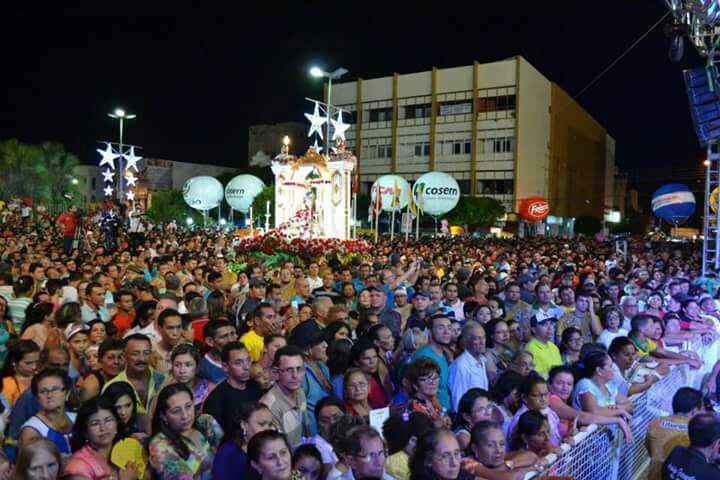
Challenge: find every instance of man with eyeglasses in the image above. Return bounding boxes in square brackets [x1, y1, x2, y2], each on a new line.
[260, 345, 311, 448]
[202, 342, 262, 434]
[341, 425, 394, 480]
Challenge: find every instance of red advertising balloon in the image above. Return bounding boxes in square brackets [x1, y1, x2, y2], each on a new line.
[519, 196, 549, 221]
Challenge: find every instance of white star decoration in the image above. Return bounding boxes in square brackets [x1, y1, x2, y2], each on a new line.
[101, 169, 114, 183]
[103, 185, 113, 197]
[311, 139, 323, 153]
[126, 190, 135, 202]
[97, 143, 120, 170]
[305, 101, 327, 139]
[331, 110, 350, 142]
[125, 172, 137, 187]
[123, 146, 142, 172]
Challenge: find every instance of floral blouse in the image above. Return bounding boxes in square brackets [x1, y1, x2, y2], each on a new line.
[148, 414, 223, 480]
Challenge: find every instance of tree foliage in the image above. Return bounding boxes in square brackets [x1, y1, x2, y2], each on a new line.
[0, 139, 81, 209]
[447, 196, 505, 225]
[251, 185, 275, 221]
[145, 189, 202, 225]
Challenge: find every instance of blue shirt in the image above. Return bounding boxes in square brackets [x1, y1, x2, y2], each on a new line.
[411, 345, 451, 413]
[212, 442, 247, 480]
[302, 361, 331, 436]
[198, 355, 227, 384]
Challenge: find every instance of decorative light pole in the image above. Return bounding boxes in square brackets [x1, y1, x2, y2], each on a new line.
[309, 66, 348, 153]
[107, 108, 136, 201]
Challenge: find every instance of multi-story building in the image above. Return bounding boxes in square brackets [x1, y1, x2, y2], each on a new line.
[331, 56, 619, 229]
[74, 159, 237, 208]
[248, 122, 308, 167]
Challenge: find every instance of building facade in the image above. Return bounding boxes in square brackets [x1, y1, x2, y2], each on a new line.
[331, 56, 619, 225]
[74, 160, 237, 207]
[248, 122, 308, 167]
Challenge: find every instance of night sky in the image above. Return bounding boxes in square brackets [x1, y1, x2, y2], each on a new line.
[0, 3, 709, 207]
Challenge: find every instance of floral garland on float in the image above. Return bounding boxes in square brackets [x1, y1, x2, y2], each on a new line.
[228, 207, 371, 272]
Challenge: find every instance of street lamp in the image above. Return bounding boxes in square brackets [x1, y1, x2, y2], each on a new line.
[309, 66, 348, 152]
[107, 108, 136, 200]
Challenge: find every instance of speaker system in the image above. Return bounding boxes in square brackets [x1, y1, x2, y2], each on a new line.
[684, 66, 720, 146]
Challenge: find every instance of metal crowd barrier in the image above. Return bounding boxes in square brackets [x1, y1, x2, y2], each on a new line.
[524, 336, 718, 480]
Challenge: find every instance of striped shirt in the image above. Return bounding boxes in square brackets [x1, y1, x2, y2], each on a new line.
[7, 297, 32, 333]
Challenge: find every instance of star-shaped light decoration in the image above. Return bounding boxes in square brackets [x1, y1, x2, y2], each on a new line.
[331, 110, 350, 142]
[125, 172, 137, 187]
[101, 169, 114, 184]
[310, 139, 323, 153]
[123, 146, 142, 172]
[126, 190, 135, 202]
[97, 143, 120, 170]
[103, 185, 113, 197]
[304, 101, 327, 139]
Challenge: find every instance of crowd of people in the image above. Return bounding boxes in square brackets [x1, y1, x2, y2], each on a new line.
[0, 203, 718, 479]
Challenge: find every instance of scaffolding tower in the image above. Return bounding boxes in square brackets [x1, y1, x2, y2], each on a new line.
[703, 143, 720, 275]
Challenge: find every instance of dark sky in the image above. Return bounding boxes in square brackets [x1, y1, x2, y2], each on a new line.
[0, 3, 708, 204]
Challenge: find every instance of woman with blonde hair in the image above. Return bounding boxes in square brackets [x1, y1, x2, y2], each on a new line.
[15, 437, 61, 480]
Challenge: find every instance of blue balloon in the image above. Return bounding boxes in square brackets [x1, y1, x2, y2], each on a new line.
[651, 183, 696, 224]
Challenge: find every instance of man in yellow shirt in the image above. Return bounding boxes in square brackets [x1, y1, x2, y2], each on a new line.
[524, 315, 561, 379]
[646, 387, 702, 479]
[240, 302, 282, 362]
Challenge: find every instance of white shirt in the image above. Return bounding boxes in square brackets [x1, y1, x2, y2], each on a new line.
[123, 322, 161, 344]
[307, 275, 323, 292]
[445, 298, 465, 322]
[448, 350, 489, 412]
[597, 328, 629, 349]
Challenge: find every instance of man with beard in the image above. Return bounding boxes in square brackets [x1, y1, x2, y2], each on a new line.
[411, 313, 453, 412]
[103, 333, 165, 416]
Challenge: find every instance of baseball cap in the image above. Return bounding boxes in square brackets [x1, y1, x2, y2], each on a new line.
[65, 323, 89, 341]
[530, 315, 556, 327]
[518, 273, 535, 285]
[249, 278, 267, 288]
[394, 287, 408, 296]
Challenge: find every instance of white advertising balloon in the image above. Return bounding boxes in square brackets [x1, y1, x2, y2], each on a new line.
[225, 175, 265, 213]
[412, 171, 460, 216]
[182, 176, 224, 211]
[370, 175, 410, 212]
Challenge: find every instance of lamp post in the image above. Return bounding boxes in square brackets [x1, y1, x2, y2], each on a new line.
[107, 108, 136, 201]
[310, 66, 348, 153]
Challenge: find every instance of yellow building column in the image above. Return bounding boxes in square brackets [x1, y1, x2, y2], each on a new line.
[430, 67, 438, 171]
[391, 73, 399, 174]
[471, 61, 479, 195]
[512, 56, 521, 212]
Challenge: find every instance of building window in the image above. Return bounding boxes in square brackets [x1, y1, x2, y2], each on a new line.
[478, 94, 516, 112]
[377, 144, 392, 158]
[91, 178, 96, 190]
[439, 100, 472, 116]
[458, 180, 471, 194]
[464, 142, 471, 154]
[453, 143, 462, 155]
[405, 104, 431, 119]
[490, 137, 513, 153]
[477, 179, 514, 195]
[415, 142, 430, 157]
[369, 107, 393, 122]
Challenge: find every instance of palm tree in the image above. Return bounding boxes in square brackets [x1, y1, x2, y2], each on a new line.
[38, 142, 80, 210]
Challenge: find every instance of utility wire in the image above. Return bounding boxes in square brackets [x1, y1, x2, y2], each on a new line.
[574, 10, 671, 100]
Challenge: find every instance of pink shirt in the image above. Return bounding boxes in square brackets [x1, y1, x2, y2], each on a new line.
[64, 446, 117, 480]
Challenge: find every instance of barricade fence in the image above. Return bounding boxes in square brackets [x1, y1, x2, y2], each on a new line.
[523, 336, 719, 480]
